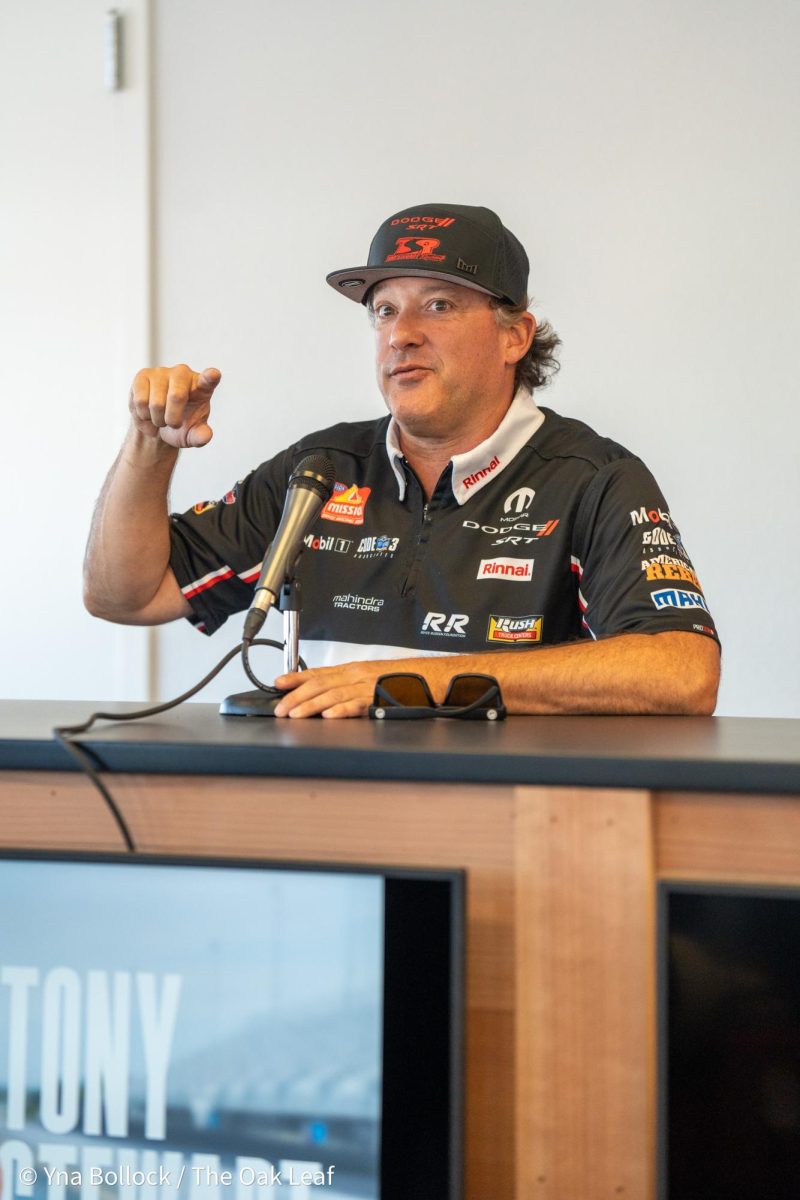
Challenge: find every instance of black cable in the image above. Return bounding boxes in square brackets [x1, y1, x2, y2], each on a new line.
[52, 732, 137, 852]
[52, 637, 292, 853]
[241, 637, 308, 694]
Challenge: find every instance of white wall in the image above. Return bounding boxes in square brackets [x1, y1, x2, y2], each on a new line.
[0, 0, 153, 702]
[3, 0, 798, 716]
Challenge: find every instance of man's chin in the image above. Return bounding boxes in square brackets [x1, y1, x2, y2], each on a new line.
[380, 378, 453, 431]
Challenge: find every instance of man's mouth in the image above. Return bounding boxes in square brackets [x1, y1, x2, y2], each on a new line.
[390, 364, 432, 377]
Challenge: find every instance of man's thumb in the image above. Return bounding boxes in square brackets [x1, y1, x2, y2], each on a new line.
[198, 367, 222, 389]
[187, 422, 213, 448]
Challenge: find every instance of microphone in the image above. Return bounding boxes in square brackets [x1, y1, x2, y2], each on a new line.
[243, 454, 335, 642]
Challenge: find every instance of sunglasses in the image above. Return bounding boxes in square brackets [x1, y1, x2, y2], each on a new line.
[369, 672, 506, 721]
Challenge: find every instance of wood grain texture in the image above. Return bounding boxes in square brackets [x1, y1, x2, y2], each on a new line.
[0, 770, 125, 849]
[656, 790, 800, 883]
[514, 787, 656, 1200]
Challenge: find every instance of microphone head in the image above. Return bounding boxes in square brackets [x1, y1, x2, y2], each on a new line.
[289, 454, 336, 501]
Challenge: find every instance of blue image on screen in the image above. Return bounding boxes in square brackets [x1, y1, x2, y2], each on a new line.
[0, 859, 384, 1200]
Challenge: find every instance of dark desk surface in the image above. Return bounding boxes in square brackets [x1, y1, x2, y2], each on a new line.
[1, 700, 799, 794]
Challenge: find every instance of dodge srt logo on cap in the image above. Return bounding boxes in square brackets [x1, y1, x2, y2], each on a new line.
[385, 237, 446, 263]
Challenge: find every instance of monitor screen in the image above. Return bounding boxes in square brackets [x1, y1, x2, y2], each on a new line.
[0, 852, 463, 1200]
[659, 882, 800, 1200]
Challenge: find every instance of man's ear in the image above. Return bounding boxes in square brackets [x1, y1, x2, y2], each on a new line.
[505, 312, 537, 365]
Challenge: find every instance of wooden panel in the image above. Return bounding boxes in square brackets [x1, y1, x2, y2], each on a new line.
[0, 770, 125, 849]
[0, 769, 516, 1200]
[514, 787, 656, 1200]
[656, 790, 800, 883]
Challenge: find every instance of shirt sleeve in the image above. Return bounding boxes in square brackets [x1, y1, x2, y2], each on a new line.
[571, 457, 720, 644]
[168, 447, 294, 636]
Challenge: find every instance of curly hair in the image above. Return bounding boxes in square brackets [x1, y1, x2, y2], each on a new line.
[489, 296, 561, 394]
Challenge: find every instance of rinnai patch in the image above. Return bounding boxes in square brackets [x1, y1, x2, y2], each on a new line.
[477, 557, 533, 581]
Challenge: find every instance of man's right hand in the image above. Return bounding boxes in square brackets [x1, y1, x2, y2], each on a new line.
[129, 364, 222, 448]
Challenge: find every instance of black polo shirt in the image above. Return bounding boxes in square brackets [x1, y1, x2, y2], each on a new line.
[168, 393, 719, 664]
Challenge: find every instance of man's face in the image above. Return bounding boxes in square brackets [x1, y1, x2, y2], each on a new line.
[372, 277, 515, 441]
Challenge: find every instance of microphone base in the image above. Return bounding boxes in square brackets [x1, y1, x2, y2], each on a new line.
[219, 688, 287, 718]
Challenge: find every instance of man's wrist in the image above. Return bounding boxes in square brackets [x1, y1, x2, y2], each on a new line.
[122, 424, 180, 469]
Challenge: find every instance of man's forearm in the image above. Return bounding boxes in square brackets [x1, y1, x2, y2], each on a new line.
[411, 631, 721, 716]
[273, 630, 721, 717]
[83, 428, 179, 619]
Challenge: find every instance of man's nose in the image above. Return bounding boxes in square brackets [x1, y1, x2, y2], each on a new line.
[388, 312, 424, 349]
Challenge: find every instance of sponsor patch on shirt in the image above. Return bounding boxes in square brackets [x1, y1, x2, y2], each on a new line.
[463, 455, 500, 492]
[629, 505, 673, 527]
[502, 486, 536, 516]
[421, 612, 469, 637]
[643, 560, 702, 589]
[303, 534, 352, 554]
[651, 588, 709, 612]
[477, 557, 533, 581]
[486, 613, 543, 643]
[464, 519, 559, 541]
[193, 478, 242, 515]
[321, 483, 372, 526]
[332, 593, 384, 613]
[354, 534, 400, 559]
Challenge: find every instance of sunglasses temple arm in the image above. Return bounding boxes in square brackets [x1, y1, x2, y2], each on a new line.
[445, 685, 501, 716]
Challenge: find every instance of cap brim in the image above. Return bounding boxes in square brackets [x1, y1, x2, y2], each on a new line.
[325, 265, 506, 305]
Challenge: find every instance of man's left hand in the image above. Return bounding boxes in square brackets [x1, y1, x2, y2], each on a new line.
[272, 660, 405, 718]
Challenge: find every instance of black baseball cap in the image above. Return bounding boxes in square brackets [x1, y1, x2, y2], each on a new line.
[326, 203, 529, 307]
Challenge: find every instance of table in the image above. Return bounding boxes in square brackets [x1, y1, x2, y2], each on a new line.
[2, 702, 799, 1199]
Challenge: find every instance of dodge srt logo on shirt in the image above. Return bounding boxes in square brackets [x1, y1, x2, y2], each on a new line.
[464, 519, 559, 541]
[477, 557, 533, 580]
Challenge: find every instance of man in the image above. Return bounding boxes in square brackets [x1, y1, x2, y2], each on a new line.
[84, 203, 720, 717]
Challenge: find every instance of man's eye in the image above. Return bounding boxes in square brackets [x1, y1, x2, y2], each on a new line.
[374, 305, 393, 319]
[429, 299, 451, 312]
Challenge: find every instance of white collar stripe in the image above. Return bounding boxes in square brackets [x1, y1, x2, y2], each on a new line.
[451, 388, 544, 504]
[384, 388, 544, 504]
[385, 419, 408, 500]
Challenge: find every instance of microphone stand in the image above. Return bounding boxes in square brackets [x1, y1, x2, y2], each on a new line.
[219, 579, 303, 717]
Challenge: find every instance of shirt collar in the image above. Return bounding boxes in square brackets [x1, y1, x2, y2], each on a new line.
[385, 387, 545, 504]
[385, 418, 408, 498]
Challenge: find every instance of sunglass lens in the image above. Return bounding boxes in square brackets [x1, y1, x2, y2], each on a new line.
[378, 674, 435, 707]
[445, 674, 496, 707]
